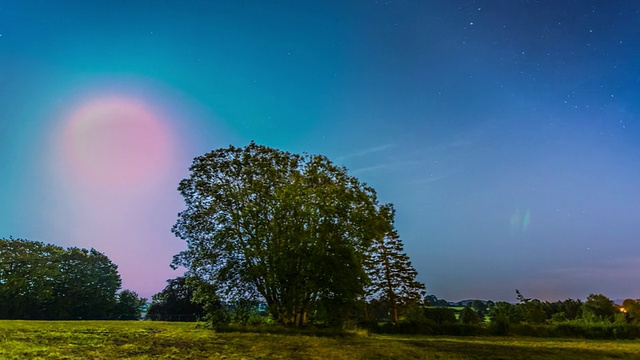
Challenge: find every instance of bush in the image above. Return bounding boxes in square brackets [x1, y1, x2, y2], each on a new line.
[489, 316, 511, 336]
[366, 320, 487, 336]
[459, 306, 481, 325]
[434, 323, 487, 336]
[510, 324, 550, 337]
[486, 322, 640, 340]
[550, 323, 640, 340]
[423, 307, 457, 324]
[368, 319, 435, 335]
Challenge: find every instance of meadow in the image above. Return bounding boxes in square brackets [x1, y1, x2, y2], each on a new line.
[2, 321, 640, 359]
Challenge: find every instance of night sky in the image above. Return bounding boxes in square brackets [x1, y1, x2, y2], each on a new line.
[2, 1, 640, 302]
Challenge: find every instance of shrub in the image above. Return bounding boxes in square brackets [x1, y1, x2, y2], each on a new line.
[423, 307, 456, 324]
[489, 316, 511, 336]
[459, 306, 481, 325]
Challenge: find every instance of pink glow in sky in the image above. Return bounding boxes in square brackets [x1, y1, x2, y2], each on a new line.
[48, 88, 198, 299]
[61, 96, 173, 187]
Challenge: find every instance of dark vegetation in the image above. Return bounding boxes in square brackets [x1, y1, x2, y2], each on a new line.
[171, 142, 425, 327]
[3, 142, 640, 342]
[0, 238, 146, 320]
[146, 276, 205, 321]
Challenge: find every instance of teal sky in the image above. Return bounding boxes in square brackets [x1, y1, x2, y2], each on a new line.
[2, 1, 640, 302]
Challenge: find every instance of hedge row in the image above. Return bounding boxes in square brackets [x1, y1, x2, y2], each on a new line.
[363, 320, 640, 339]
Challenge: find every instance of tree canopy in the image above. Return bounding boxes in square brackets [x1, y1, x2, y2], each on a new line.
[172, 142, 393, 326]
[0, 237, 122, 319]
[112, 290, 147, 320]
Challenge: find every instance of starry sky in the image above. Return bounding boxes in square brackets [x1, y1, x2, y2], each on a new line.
[2, 0, 640, 302]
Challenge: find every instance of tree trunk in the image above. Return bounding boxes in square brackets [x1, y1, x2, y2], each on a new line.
[363, 300, 369, 321]
[391, 303, 398, 324]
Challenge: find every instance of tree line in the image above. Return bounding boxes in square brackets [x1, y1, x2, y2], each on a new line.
[0, 238, 146, 320]
[146, 277, 640, 339]
[365, 291, 640, 338]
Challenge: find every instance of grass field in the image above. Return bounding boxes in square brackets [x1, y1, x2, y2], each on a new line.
[2, 320, 640, 359]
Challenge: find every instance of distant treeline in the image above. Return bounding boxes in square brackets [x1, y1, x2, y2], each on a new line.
[146, 275, 640, 339]
[366, 292, 640, 339]
[0, 238, 146, 320]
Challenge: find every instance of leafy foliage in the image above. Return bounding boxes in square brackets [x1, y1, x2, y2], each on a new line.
[515, 290, 547, 324]
[171, 142, 390, 326]
[423, 307, 457, 325]
[583, 293, 617, 322]
[622, 299, 640, 323]
[113, 290, 147, 320]
[459, 306, 481, 324]
[424, 295, 449, 307]
[0, 237, 122, 320]
[147, 277, 205, 321]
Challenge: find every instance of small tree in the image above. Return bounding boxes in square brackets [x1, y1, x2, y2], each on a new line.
[113, 290, 147, 320]
[583, 294, 617, 322]
[470, 300, 488, 317]
[489, 302, 517, 335]
[459, 306, 481, 324]
[515, 290, 547, 324]
[147, 277, 205, 321]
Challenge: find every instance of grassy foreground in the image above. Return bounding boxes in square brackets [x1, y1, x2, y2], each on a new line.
[2, 321, 640, 359]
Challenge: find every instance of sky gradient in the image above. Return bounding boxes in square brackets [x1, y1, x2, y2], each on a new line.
[2, 1, 640, 302]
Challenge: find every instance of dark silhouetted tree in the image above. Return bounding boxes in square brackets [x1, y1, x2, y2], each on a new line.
[459, 305, 481, 324]
[0, 238, 121, 320]
[622, 299, 640, 323]
[365, 209, 425, 324]
[423, 307, 456, 324]
[470, 300, 488, 317]
[424, 295, 449, 307]
[147, 276, 205, 321]
[172, 142, 390, 326]
[583, 293, 618, 322]
[515, 290, 547, 324]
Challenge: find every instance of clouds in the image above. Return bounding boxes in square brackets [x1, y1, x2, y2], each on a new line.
[336, 143, 396, 162]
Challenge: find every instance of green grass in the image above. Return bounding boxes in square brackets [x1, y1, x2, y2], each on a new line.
[2, 320, 640, 359]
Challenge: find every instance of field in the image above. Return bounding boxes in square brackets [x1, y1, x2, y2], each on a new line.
[2, 321, 640, 359]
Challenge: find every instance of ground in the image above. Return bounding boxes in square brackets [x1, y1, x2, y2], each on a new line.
[1, 320, 640, 359]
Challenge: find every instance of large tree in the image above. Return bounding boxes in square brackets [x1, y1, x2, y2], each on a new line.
[172, 142, 390, 326]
